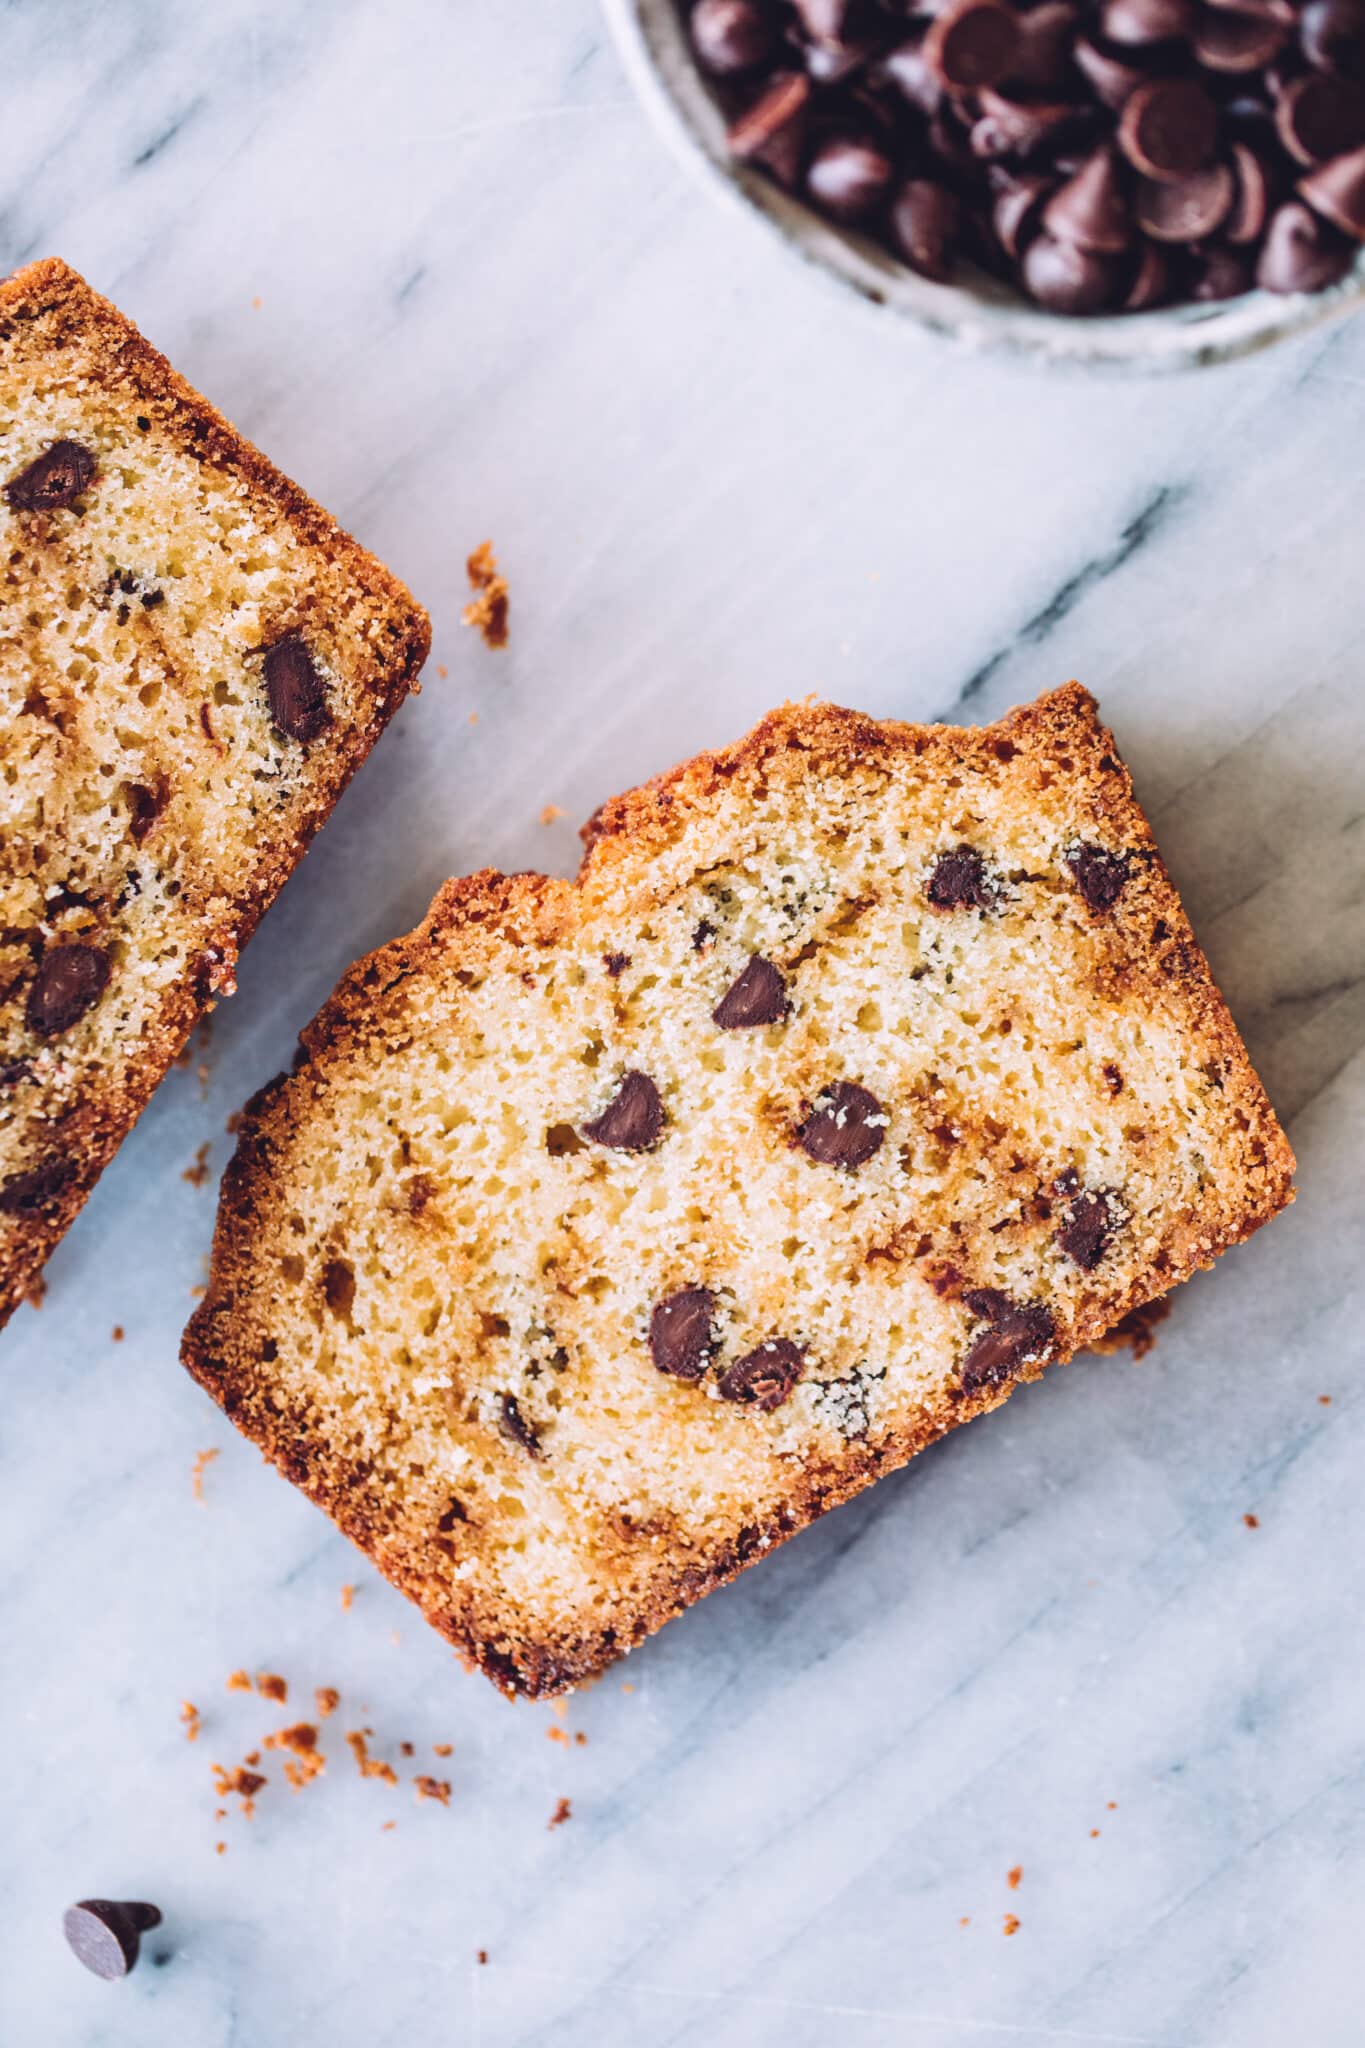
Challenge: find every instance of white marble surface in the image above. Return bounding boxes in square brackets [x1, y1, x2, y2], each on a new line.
[2, 4, 1364, 2044]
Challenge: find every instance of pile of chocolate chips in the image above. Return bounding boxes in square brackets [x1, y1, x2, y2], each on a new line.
[682, 0, 1365, 312]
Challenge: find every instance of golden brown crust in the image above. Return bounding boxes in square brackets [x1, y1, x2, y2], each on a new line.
[0, 258, 430, 1322]
[184, 685, 1294, 1698]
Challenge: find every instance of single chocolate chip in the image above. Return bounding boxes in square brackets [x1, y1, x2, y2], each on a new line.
[1057, 1188, 1115, 1268]
[1135, 161, 1236, 239]
[970, 90, 1078, 161]
[717, 1337, 805, 1411]
[5, 438, 96, 513]
[792, 0, 862, 33]
[1190, 240, 1256, 295]
[1276, 70, 1365, 161]
[960, 1291, 1056, 1393]
[993, 173, 1054, 258]
[806, 134, 896, 218]
[263, 636, 330, 744]
[924, 0, 1022, 91]
[1194, 5, 1290, 70]
[1066, 843, 1131, 909]
[128, 780, 168, 844]
[881, 38, 946, 116]
[692, 918, 716, 951]
[891, 179, 962, 278]
[0, 1059, 32, 1091]
[26, 942, 111, 1038]
[1023, 232, 1125, 309]
[1300, 142, 1365, 234]
[797, 1080, 887, 1168]
[727, 71, 812, 186]
[1007, 1, 1081, 88]
[62, 1900, 162, 1980]
[1257, 194, 1357, 281]
[649, 1287, 718, 1380]
[1301, 0, 1365, 79]
[1044, 145, 1133, 250]
[140, 587, 165, 609]
[498, 1392, 541, 1458]
[136, 415, 151, 431]
[0, 1157, 76, 1216]
[1074, 34, 1150, 109]
[603, 951, 631, 978]
[690, 0, 778, 74]
[713, 954, 788, 1028]
[1226, 138, 1275, 239]
[1102, 0, 1195, 43]
[1119, 79, 1219, 179]
[926, 845, 991, 909]
[582, 1070, 664, 1152]
[1123, 236, 1173, 305]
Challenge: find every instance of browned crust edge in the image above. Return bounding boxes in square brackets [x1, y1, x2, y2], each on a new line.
[182, 684, 1296, 1698]
[0, 258, 431, 1325]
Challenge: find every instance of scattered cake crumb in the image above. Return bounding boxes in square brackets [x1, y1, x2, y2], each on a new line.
[1003, 1914, 1020, 1937]
[621, 1683, 635, 1695]
[468, 711, 478, 727]
[1320, 1394, 1333, 1406]
[540, 804, 564, 826]
[112, 1325, 125, 1342]
[390, 1630, 401, 1647]
[340, 1584, 355, 1613]
[433, 1743, 453, 1758]
[191, 1447, 219, 1501]
[180, 1701, 201, 1743]
[400, 1741, 415, 1758]
[547, 1725, 568, 1746]
[183, 1140, 211, 1189]
[215, 1841, 227, 1856]
[226, 1109, 243, 1136]
[256, 1673, 287, 1704]
[251, 296, 262, 310]
[381, 1820, 396, 1832]
[477, 1949, 488, 1965]
[212, 1764, 267, 1817]
[1090, 1828, 1101, 1838]
[23, 1271, 45, 1309]
[1087, 1297, 1171, 1361]
[346, 1730, 399, 1786]
[1006, 1866, 1022, 1891]
[436, 664, 448, 680]
[226, 1670, 252, 1693]
[462, 541, 509, 651]
[315, 1687, 340, 1721]
[959, 1917, 970, 1928]
[550, 1700, 567, 1721]
[189, 1283, 207, 1300]
[1107, 1801, 1117, 1810]
[1243, 1512, 1260, 1529]
[415, 1775, 451, 1806]
[548, 1797, 572, 1830]
[244, 1751, 260, 1767]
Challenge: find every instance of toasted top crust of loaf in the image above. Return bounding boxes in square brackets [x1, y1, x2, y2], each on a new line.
[184, 685, 1294, 1697]
[0, 258, 429, 1322]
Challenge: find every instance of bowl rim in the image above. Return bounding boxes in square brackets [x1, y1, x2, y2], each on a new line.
[603, 0, 1365, 374]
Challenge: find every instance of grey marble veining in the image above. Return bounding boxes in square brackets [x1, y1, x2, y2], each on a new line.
[1, 4, 1363, 2045]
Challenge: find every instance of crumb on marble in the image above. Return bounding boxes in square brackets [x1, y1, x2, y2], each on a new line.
[433, 1742, 453, 1758]
[191, 1447, 219, 1501]
[1087, 1296, 1171, 1361]
[315, 1687, 340, 1721]
[340, 1584, 355, 1613]
[1319, 1394, 1333, 1406]
[180, 1701, 201, 1743]
[256, 1672, 287, 1704]
[212, 1763, 267, 1817]
[1003, 1914, 1020, 1937]
[462, 541, 509, 650]
[959, 1916, 970, 1928]
[415, 1775, 451, 1806]
[216, 1841, 227, 1856]
[346, 1729, 399, 1787]
[226, 1669, 252, 1692]
[1107, 1801, 1117, 1811]
[382, 1820, 396, 1832]
[540, 803, 564, 826]
[1243, 1512, 1260, 1529]
[436, 663, 448, 680]
[112, 1324, 124, 1342]
[183, 1140, 211, 1189]
[400, 1741, 415, 1758]
[1007, 1866, 1022, 1891]
[477, 1948, 488, 1965]
[24, 1270, 46, 1309]
[1091, 1828, 1101, 1838]
[548, 1797, 572, 1831]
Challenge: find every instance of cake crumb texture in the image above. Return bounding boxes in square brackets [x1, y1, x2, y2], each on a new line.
[184, 686, 1294, 1698]
[0, 257, 429, 1323]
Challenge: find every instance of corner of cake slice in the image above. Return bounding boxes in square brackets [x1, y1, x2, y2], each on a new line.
[0, 258, 430, 1322]
[183, 683, 1293, 1696]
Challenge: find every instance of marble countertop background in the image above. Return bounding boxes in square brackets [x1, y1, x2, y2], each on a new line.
[2, 3, 1363, 2044]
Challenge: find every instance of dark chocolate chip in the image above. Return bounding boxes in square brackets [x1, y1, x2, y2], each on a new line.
[1194, 5, 1291, 71]
[5, 439, 96, 513]
[970, 89, 1079, 160]
[960, 1291, 1057, 1393]
[1257, 194, 1357, 281]
[25, 942, 111, 1038]
[926, 845, 991, 909]
[806, 134, 896, 218]
[136, 415, 151, 432]
[649, 1287, 718, 1380]
[1022, 232, 1125, 309]
[993, 173, 1054, 258]
[1066, 843, 1131, 909]
[0, 1059, 32, 1090]
[1226, 138, 1275, 239]
[582, 1070, 664, 1152]
[1275, 71, 1365, 162]
[891, 179, 962, 279]
[1135, 161, 1236, 239]
[692, 918, 716, 950]
[1074, 34, 1149, 110]
[1043, 145, 1133, 251]
[1299, 142, 1365, 234]
[0, 1156, 76, 1215]
[727, 71, 812, 186]
[498, 1393, 541, 1458]
[1300, 0, 1365, 80]
[1123, 236, 1173, 305]
[881, 39, 946, 116]
[1190, 240, 1256, 295]
[603, 951, 631, 978]
[62, 1900, 161, 1980]
[1118, 79, 1219, 179]
[797, 1080, 887, 1168]
[140, 588, 165, 609]
[792, 0, 860, 34]
[1102, 0, 1195, 43]
[1007, 1, 1081, 88]
[690, 0, 778, 75]
[717, 1337, 805, 1410]
[712, 954, 788, 1028]
[263, 635, 331, 744]
[924, 0, 1022, 90]
[1057, 1188, 1115, 1267]
[128, 780, 168, 844]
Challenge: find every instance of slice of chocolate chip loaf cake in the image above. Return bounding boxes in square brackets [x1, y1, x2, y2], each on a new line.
[184, 684, 1293, 1696]
[0, 259, 429, 1323]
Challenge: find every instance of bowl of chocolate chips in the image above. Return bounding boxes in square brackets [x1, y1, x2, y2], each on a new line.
[605, 0, 1365, 367]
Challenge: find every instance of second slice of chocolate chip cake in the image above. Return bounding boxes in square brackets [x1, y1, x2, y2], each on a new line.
[0, 259, 429, 1323]
[184, 684, 1294, 1696]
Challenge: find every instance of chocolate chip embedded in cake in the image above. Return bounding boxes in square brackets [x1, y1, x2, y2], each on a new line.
[0, 258, 429, 1325]
[185, 684, 1294, 1699]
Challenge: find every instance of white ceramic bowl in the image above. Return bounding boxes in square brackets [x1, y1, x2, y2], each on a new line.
[603, 0, 1365, 373]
